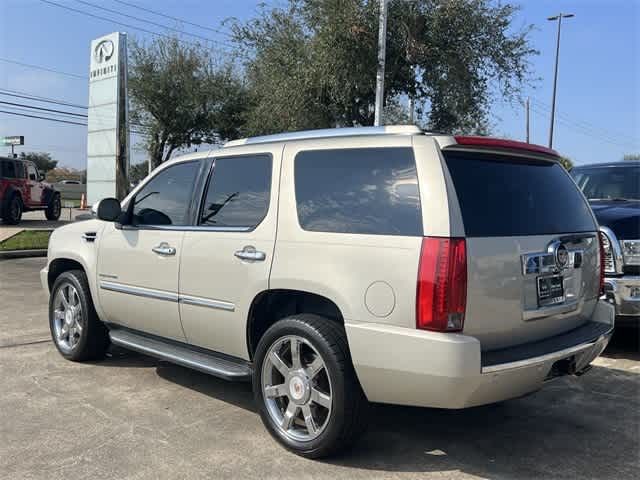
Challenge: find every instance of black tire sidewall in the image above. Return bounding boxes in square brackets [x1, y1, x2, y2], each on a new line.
[4, 195, 22, 224]
[253, 316, 352, 457]
[49, 271, 93, 361]
[46, 194, 61, 220]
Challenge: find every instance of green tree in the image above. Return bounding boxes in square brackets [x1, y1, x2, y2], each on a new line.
[129, 36, 249, 167]
[623, 153, 640, 161]
[19, 152, 57, 173]
[129, 162, 149, 186]
[232, 0, 537, 135]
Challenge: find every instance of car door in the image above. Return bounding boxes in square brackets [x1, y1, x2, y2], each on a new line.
[179, 148, 280, 359]
[97, 159, 204, 341]
[26, 162, 44, 206]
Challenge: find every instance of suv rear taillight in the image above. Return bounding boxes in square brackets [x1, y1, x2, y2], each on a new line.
[598, 232, 606, 296]
[416, 237, 467, 332]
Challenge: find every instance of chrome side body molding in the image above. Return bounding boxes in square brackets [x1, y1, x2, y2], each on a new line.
[99, 280, 235, 311]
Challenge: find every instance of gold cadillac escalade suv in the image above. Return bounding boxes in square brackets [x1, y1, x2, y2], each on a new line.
[42, 126, 614, 457]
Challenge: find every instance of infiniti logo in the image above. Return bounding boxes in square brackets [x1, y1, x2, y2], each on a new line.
[94, 40, 114, 64]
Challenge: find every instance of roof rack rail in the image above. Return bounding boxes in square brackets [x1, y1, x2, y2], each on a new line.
[224, 125, 422, 147]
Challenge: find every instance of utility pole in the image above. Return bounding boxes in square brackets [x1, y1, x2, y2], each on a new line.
[374, 0, 388, 127]
[525, 97, 530, 143]
[547, 13, 574, 148]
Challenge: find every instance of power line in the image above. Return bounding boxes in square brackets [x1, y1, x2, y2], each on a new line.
[0, 57, 87, 80]
[0, 101, 88, 118]
[39, 0, 231, 50]
[0, 89, 87, 110]
[0, 109, 88, 126]
[74, 0, 233, 47]
[112, 0, 235, 38]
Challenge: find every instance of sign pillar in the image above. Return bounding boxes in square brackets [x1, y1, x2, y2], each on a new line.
[86, 32, 130, 205]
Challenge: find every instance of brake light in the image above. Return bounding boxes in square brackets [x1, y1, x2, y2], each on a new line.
[416, 237, 467, 332]
[453, 136, 559, 157]
[598, 232, 606, 296]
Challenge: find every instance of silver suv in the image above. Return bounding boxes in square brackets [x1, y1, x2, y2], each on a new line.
[42, 126, 614, 457]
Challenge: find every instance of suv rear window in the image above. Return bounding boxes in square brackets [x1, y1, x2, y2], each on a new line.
[444, 152, 595, 237]
[295, 147, 422, 236]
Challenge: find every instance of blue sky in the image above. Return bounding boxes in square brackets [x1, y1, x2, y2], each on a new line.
[0, 0, 638, 169]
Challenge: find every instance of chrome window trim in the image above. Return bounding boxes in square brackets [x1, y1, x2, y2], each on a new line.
[121, 224, 252, 233]
[179, 294, 235, 312]
[99, 281, 236, 311]
[599, 226, 624, 274]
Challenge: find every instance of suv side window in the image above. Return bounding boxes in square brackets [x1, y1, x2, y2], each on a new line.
[132, 161, 200, 226]
[1, 159, 16, 178]
[27, 164, 37, 181]
[14, 161, 25, 179]
[295, 147, 422, 236]
[199, 154, 272, 229]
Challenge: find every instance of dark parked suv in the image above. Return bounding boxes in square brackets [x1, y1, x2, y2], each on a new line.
[0, 156, 61, 224]
[571, 161, 640, 325]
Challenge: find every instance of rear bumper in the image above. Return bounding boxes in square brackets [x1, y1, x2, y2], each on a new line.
[346, 300, 614, 409]
[604, 276, 640, 320]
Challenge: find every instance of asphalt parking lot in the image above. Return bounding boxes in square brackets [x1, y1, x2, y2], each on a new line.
[1, 257, 639, 480]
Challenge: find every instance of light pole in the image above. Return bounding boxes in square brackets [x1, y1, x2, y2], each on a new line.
[547, 13, 574, 148]
[374, 0, 388, 126]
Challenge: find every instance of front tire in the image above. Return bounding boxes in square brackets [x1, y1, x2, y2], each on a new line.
[2, 194, 22, 225]
[49, 270, 110, 361]
[253, 314, 367, 458]
[45, 194, 61, 220]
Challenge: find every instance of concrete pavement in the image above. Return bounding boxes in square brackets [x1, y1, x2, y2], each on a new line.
[1, 257, 639, 479]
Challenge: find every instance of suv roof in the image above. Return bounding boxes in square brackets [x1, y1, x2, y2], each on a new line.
[224, 125, 423, 147]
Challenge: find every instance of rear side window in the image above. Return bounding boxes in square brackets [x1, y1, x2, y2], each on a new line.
[1, 160, 16, 178]
[295, 148, 422, 236]
[444, 152, 595, 237]
[199, 154, 272, 228]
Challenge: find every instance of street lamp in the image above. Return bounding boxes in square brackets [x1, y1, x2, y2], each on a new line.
[547, 13, 574, 148]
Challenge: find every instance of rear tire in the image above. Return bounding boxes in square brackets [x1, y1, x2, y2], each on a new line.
[253, 314, 368, 458]
[2, 194, 22, 225]
[49, 270, 110, 361]
[45, 194, 61, 220]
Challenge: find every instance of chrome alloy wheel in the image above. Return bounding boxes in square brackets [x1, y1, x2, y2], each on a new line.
[261, 335, 333, 442]
[52, 283, 83, 353]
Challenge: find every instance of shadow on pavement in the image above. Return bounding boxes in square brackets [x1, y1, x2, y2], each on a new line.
[100, 344, 639, 479]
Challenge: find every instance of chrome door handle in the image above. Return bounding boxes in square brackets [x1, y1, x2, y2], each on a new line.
[234, 245, 266, 262]
[152, 242, 176, 256]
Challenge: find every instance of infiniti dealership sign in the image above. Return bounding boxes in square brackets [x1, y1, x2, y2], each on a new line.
[86, 32, 130, 204]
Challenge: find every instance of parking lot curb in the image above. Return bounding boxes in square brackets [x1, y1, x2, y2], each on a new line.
[0, 249, 47, 260]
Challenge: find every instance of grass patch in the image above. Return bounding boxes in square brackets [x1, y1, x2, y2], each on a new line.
[0, 230, 52, 251]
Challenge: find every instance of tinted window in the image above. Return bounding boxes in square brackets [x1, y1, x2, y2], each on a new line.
[15, 161, 25, 179]
[444, 152, 595, 237]
[132, 161, 200, 226]
[295, 148, 422, 236]
[1, 160, 16, 178]
[199, 155, 271, 228]
[571, 165, 640, 200]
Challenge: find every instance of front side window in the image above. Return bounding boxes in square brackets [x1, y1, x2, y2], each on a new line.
[199, 155, 272, 228]
[132, 161, 200, 226]
[294, 148, 422, 236]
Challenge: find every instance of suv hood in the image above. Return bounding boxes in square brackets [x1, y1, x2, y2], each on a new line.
[588, 199, 640, 239]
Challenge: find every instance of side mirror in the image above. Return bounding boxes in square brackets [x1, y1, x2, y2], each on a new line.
[96, 197, 122, 222]
[38, 173, 45, 181]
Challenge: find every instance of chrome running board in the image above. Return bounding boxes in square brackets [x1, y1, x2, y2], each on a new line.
[109, 329, 252, 381]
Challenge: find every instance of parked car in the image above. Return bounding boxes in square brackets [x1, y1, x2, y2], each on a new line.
[57, 179, 82, 185]
[571, 161, 639, 325]
[41, 126, 614, 458]
[0, 156, 61, 224]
